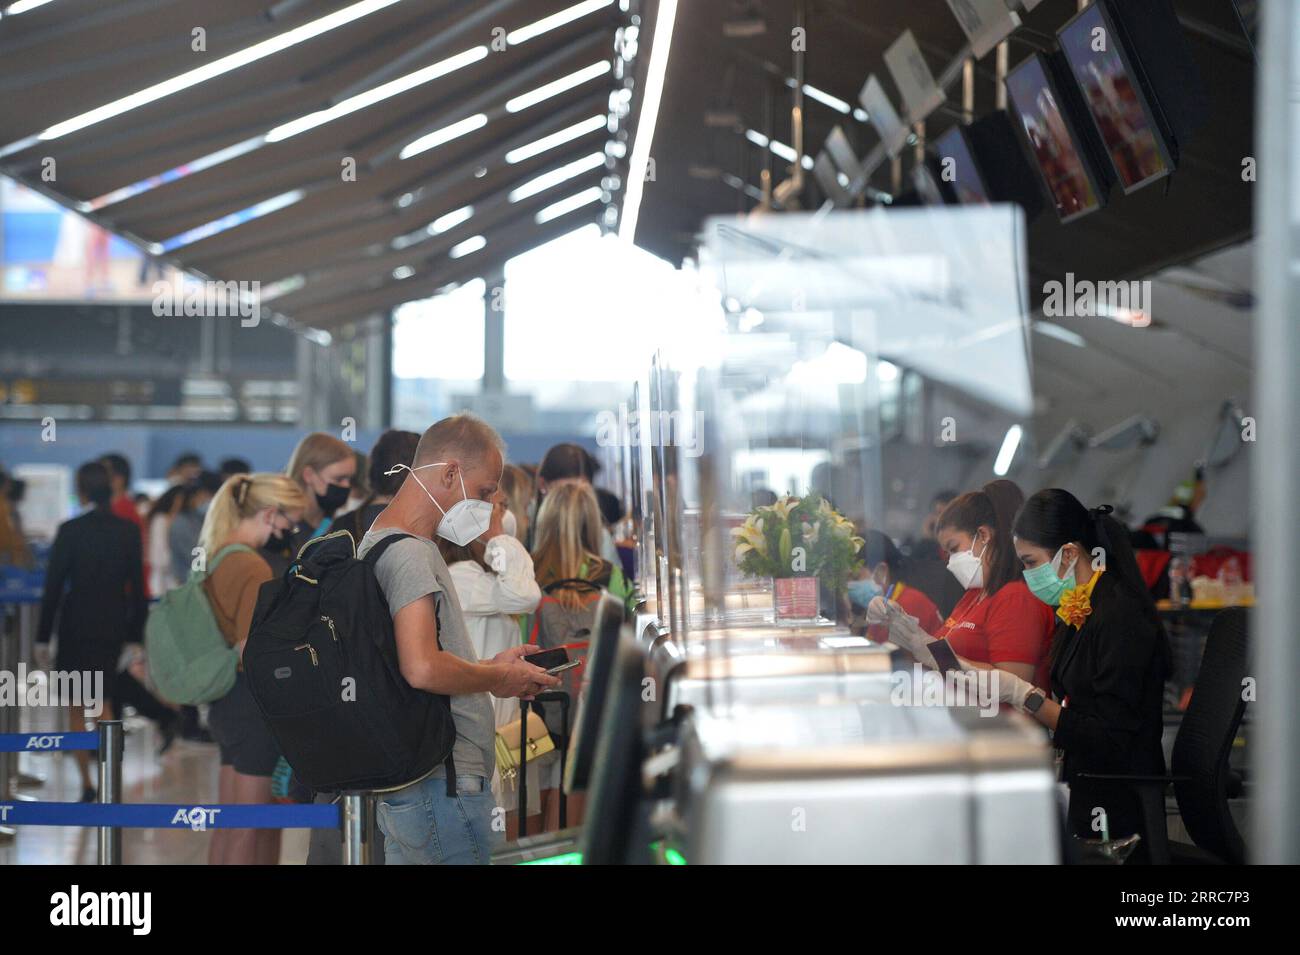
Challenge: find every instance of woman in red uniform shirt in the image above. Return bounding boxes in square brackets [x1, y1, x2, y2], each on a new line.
[930, 481, 1055, 689]
[853, 531, 947, 642]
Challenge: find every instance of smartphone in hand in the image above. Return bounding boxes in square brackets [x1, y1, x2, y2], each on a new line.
[525, 647, 569, 671]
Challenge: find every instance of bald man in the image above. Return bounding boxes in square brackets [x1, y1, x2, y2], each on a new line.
[360, 413, 558, 864]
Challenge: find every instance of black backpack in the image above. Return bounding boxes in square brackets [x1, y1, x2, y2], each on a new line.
[244, 530, 456, 793]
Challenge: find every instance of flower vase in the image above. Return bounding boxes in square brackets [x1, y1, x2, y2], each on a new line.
[772, 576, 820, 623]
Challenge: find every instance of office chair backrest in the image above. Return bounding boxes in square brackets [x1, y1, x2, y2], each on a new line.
[1170, 607, 1249, 863]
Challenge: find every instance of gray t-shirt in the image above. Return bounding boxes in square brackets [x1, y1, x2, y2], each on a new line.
[359, 526, 495, 781]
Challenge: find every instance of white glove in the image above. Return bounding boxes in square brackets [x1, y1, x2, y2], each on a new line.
[865, 595, 890, 625]
[992, 668, 1036, 711]
[883, 601, 938, 669]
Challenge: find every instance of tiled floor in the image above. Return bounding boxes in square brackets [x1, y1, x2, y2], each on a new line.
[1, 704, 309, 865]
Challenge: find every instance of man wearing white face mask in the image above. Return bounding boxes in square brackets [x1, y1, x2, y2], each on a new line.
[359, 413, 560, 865]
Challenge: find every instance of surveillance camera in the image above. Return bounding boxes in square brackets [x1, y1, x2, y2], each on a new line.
[1087, 415, 1159, 451]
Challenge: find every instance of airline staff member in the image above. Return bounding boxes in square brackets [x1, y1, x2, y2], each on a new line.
[996, 490, 1171, 862]
[930, 483, 1054, 689]
[851, 531, 946, 642]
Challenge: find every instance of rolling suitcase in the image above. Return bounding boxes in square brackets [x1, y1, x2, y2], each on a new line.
[517, 691, 570, 838]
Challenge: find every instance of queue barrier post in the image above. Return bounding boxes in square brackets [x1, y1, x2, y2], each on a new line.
[14, 603, 45, 789]
[97, 720, 123, 865]
[0, 619, 16, 844]
[340, 792, 377, 865]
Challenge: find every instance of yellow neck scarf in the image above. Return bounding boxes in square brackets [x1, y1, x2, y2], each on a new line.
[1057, 568, 1104, 629]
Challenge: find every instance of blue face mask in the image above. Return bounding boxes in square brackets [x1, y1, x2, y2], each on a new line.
[848, 576, 883, 608]
[1023, 545, 1075, 606]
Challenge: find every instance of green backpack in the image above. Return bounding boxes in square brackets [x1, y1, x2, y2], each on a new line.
[145, 543, 254, 705]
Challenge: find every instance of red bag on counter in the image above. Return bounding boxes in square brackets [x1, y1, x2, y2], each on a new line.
[1190, 547, 1251, 583]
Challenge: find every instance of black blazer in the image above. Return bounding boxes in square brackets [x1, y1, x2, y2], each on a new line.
[37, 507, 147, 658]
[1050, 572, 1169, 841]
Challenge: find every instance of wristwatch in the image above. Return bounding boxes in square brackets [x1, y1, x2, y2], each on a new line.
[1023, 690, 1046, 714]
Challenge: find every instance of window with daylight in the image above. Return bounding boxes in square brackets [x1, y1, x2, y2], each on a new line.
[503, 224, 703, 411]
[390, 278, 485, 430]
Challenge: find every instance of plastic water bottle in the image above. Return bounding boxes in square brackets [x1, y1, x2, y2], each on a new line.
[1169, 556, 1188, 606]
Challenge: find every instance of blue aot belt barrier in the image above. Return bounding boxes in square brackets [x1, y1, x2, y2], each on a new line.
[0, 731, 99, 752]
[0, 801, 339, 829]
[0, 722, 375, 862]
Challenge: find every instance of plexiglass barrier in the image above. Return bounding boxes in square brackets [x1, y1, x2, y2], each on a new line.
[628, 204, 1034, 714]
[612, 205, 1058, 864]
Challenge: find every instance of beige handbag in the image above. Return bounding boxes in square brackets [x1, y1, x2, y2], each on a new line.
[495, 710, 555, 781]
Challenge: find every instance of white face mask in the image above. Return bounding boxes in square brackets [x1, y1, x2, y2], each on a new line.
[502, 509, 518, 540]
[386, 462, 492, 547]
[946, 534, 987, 590]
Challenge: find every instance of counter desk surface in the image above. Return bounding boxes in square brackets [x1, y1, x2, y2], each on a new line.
[668, 693, 1059, 865]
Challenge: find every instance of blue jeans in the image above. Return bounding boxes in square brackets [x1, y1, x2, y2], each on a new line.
[376, 773, 500, 865]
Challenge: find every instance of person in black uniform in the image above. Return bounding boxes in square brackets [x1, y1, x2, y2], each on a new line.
[36, 460, 147, 801]
[994, 488, 1170, 862]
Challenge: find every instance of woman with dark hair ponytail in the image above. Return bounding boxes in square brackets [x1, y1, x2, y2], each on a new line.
[1001, 488, 1171, 861]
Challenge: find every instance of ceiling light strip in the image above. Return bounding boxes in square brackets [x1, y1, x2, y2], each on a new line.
[620, 0, 677, 242]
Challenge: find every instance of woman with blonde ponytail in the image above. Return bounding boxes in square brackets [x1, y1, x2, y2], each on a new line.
[201, 473, 307, 866]
[531, 481, 633, 612]
[528, 481, 632, 829]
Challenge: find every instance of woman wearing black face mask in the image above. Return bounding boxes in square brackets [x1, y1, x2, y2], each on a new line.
[270, 433, 356, 571]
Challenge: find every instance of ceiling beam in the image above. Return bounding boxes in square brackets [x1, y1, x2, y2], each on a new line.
[272, 168, 606, 313]
[178, 91, 610, 268]
[367, 28, 611, 166]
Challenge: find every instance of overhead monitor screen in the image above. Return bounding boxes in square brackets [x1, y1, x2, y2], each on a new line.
[1005, 54, 1105, 223]
[934, 126, 990, 205]
[1058, 2, 1173, 193]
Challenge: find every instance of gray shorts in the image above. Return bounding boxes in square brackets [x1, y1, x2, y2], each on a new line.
[208, 671, 280, 777]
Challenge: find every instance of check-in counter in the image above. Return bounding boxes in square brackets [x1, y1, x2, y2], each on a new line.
[666, 640, 900, 712]
[647, 621, 898, 714]
[663, 696, 1060, 864]
[685, 587, 776, 627]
